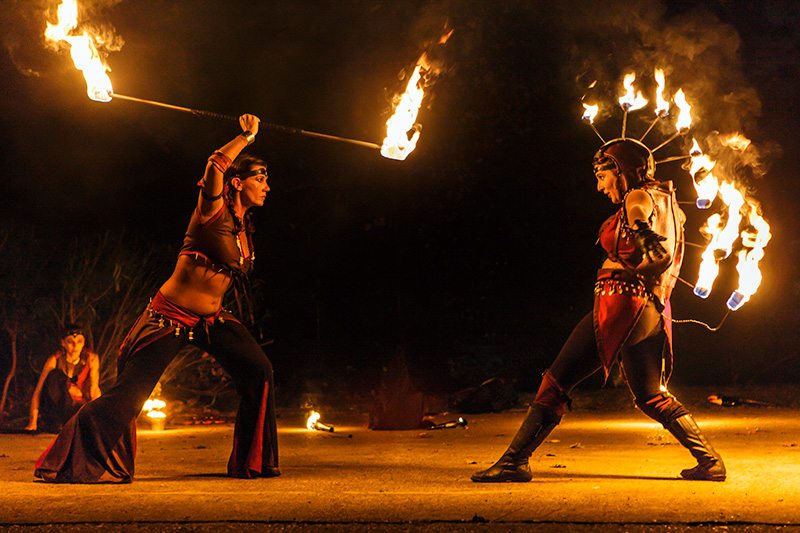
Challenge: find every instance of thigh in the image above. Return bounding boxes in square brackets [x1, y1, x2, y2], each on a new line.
[620, 330, 666, 401]
[547, 311, 604, 393]
[99, 333, 186, 421]
[200, 321, 272, 385]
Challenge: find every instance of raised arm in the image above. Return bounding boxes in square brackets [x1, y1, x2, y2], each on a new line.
[26, 356, 57, 431]
[197, 114, 261, 218]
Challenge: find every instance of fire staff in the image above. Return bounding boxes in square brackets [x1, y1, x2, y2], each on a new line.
[34, 114, 280, 483]
[472, 139, 726, 483]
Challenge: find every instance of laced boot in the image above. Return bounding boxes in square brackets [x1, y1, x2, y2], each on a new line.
[666, 414, 726, 481]
[471, 407, 560, 483]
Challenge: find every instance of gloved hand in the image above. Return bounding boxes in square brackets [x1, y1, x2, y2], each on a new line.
[631, 219, 667, 261]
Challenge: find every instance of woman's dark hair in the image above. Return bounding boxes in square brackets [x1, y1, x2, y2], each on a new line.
[223, 153, 266, 234]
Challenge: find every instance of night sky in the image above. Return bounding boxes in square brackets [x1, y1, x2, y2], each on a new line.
[1, 0, 799, 398]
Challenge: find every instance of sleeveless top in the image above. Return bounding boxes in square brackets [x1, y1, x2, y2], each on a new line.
[55, 351, 92, 402]
[179, 205, 255, 322]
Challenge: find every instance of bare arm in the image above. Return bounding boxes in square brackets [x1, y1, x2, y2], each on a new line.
[26, 356, 57, 430]
[626, 189, 670, 278]
[198, 114, 261, 218]
[88, 353, 101, 400]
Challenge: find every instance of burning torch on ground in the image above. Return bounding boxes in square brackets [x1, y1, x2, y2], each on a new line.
[306, 411, 334, 433]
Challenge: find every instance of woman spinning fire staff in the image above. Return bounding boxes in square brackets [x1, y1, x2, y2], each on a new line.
[472, 138, 726, 483]
[35, 114, 279, 482]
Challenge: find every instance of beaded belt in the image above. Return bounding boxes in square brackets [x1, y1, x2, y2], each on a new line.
[594, 269, 652, 299]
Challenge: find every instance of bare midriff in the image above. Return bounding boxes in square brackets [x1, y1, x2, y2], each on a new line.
[158, 253, 233, 316]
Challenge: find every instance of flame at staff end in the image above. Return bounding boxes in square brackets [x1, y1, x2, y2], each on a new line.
[44, 0, 114, 102]
[381, 29, 453, 161]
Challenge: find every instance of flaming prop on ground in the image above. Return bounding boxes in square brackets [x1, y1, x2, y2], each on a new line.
[142, 398, 167, 431]
[581, 70, 771, 313]
[43, 0, 382, 152]
[306, 411, 334, 432]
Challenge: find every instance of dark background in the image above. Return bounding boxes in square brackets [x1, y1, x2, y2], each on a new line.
[1, 0, 798, 405]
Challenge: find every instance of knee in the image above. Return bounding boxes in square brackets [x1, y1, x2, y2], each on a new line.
[533, 371, 571, 418]
[635, 392, 690, 427]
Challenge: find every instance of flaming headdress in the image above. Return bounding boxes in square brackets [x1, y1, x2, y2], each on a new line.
[581, 69, 771, 314]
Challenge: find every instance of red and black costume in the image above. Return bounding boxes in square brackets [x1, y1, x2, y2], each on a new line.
[37, 351, 96, 432]
[473, 138, 725, 483]
[34, 203, 278, 483]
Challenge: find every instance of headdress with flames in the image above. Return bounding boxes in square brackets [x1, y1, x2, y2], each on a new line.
[581, 70, 770, 314]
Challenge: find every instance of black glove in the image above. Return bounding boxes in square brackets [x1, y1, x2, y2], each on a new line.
[631, 219, 667, 261]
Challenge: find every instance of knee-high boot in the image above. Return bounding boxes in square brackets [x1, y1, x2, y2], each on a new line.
[471, 406, 560, 483]
[666, 414, 726, 481]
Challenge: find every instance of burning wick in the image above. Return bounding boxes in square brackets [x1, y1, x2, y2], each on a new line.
[581, 104, 605, 142]
[640, 69, 670, 142]
[618, 73, 648, 139]
[306, 411, 334, 432]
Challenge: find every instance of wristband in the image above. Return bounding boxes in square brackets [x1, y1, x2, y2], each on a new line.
[241, 130, 256, 145]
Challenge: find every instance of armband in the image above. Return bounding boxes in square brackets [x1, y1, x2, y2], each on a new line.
[208, 151, 232, 173]
[241, 130, 256, 145]
[201, 189, 224, 201]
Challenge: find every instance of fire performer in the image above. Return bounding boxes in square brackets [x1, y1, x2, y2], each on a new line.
[34, 114, 280, 483]
[472, 138, 726, 483]
[26, 324, 101, 433]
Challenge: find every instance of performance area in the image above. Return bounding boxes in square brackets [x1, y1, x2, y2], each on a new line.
[1, 387, 798, 531]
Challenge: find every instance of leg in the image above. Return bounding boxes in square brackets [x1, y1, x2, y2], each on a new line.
[622, 319, 726, 482]
[472, 312, 603, 482]
[34, 333, 185, 483]
[200, 320, 279, 478]
[38, 370, 74, 432]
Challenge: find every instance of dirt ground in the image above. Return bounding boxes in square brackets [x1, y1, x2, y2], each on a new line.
[1, 385, 799, 532]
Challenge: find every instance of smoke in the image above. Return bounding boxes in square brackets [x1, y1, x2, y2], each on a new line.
[552, 0, 772, 186]
[1, 0, 124, 78]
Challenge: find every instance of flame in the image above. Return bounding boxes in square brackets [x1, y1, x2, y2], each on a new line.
[689, 138, 719, 209]
[381, 29, 452, 161]
[618, 73, 648, 111]
[728, 209, 771, 310]
[306, 411, 320, 430]
[720, 133, 752, 151]
[44, 0, 113, 102]
[381, 64, 425, 161]
[582, 103, 599, 123]
[653, 69, 669, 117]
[143, 398, 166, 419]
[673, 89, 692, 131]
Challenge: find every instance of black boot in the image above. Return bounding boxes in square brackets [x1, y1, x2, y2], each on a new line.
[666, 414, 726, 481]
[471, 407, 560, 483]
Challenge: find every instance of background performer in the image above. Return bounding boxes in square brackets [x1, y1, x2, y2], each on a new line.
[26, 324, 101, 433]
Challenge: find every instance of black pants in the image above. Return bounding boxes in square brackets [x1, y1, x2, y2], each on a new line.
[39, 370, 84, 432]
[549, 302, 667, 404]
[35, 316, 278, 483]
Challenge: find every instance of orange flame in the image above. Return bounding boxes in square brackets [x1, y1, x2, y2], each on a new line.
[720, 133, 752, 151]
[306, 411, 321, 430]
[381, 30, 453, 161]
[618, 73, 648, 111]
[45, 0, 113, 102]
[653, 69, 669, 117]
[688, 138, 719, 209]
[673, 89, 692, 131]
[582, 103, 599, 123]
[728, 207, 771, 310]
